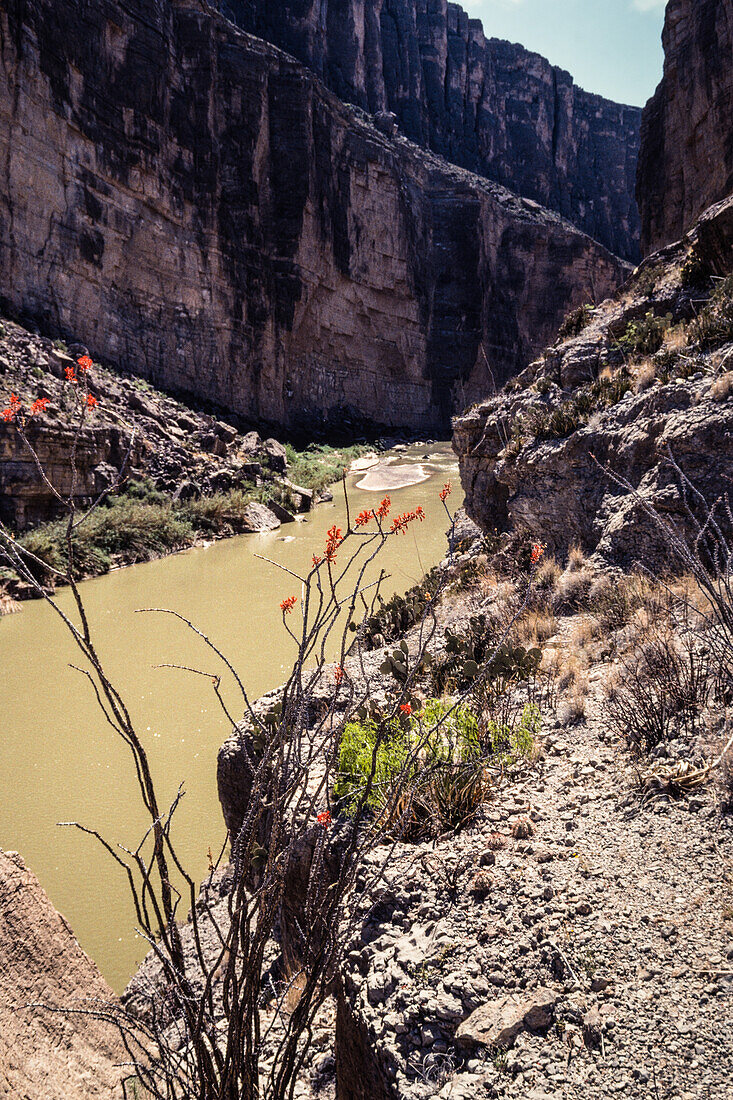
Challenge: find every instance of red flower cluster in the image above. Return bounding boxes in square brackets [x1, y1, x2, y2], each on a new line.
[64, 366, 77, 383]
[355, 509, 373, 528]
[77, 355, 93, 373]
[399, 703, 412, 716]
[325, 525, 342, 563]
[2, 393, 21, 422]
[312, 554, 322, 567]
[86, 394, 98, 409]
[334, 665, 345, 685]
[280, 595, 298, 615]
[440, 481, 452, 503]
[389, 507, 425, 535]
[317, 810, 332, 827]
[530, 542, 546, 566]
[376, 496, 391, 519]
[29, 397, 49, 416]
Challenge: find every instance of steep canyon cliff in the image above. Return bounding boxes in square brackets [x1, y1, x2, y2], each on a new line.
[0, 0, 626, 434]
[638, 0, 733, 255]
[218, 0, 642, 262]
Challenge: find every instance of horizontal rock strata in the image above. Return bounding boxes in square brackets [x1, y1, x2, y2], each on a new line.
[0, 0, 626, 435]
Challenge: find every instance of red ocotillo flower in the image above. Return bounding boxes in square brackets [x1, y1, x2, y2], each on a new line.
[399, 703, 412, 716]
[355, 509, 373, 528]
[29, 397, 50, 416]
[324, 525, 342, 563]
[86, 394, 98, 409]
[376, 496, 391, 519]
[440, 481, 452, 502]
[280, 595, 298, 615]
[334, 665, 345, 685]
[64, 366, 77, 383]
[2, 393, 21, 421]
[77, 355, 93, 373]
[317, 810, 332, 827]
[530, 542, 546, 566]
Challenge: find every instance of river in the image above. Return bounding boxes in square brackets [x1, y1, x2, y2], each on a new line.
[0, 443, 462, 991]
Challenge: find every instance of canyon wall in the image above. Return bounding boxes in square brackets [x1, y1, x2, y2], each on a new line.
[218, 0, 642, 261]
[0, 0, 626, 435]
[638, 0, 733, 255]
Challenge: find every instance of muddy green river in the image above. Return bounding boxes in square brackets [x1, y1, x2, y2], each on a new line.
[0, 444, 462, 991]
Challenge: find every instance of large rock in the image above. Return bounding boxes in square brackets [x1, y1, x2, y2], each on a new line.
[218, 0, 642, 261]
[453, 195, 733, 568]
[0, 849, 124, 1099]
[0, 0, 627, 435]
[638, 0, 733, 255]
[455, 987, 558, 1049]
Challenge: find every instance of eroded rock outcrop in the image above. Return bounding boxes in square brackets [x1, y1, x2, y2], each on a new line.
[0, 849, 124, 1099]
[638, 0, 733, 254]
[219, 0, 642, 260]
[453, 195, 733, 568]
[0, 0, 626, 436]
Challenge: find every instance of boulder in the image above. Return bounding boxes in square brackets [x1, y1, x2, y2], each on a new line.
[455, 987, 558, 1049]
[263, 438, 288, 473]
[240, 502, 280, 532]
[267, 499, 296, 524]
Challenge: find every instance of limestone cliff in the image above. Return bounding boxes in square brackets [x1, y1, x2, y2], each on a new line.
[0, 0, 627, 435]
[638, 0, 733, 255]
[218, 0, 642, 261]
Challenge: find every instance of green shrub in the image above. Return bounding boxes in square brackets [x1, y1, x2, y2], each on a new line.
[680, 249, 709, 289]
[617, 312, 671, 356]
[180, 490, 259, 534]
[284, 443, 367, 493]
[485, 703, 541, 763]
[335, 700, 490, 838]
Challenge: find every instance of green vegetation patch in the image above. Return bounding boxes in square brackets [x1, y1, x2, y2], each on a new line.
[284, 443, 368, 493]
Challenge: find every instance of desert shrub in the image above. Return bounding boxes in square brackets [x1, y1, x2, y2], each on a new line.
[604, 617, 713, 752]
[552, 567, 594, 614]
[485, 702, 541, 763]
[335, 700, 491, 837]
[618, 312, 671, 356]
[557, 303, 593, 341]
[19, 499, 193, 582]
[585, 570, 658, 633]
[531, 371, 633, 442]
[180, 489, 260, 534]
[681, 248, 710, 289]
[691, 275, 733, 350]
[514, 608, 557, 648]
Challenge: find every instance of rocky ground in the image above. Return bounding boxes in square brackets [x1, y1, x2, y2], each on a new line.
[337, 673, 733, 1100]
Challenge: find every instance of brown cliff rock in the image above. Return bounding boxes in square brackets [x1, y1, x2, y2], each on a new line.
[638, 0, 733, 255]
[221, 0, 642, 260]
[0, 849, 124, 1099]
[0, 0, 627, 436]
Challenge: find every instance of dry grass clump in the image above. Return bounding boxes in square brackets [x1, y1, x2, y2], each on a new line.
[566, 544, 587, 572]
[568, 615, 604, 662]
[534, 555, 562, 594]
[552, 567, 594, 614]
[555, 651, 590, 725]
[515, 608, 557, 649]
[710, 371, 733, 402]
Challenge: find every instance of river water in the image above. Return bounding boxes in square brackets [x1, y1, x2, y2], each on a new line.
[0, 443, 462, 990]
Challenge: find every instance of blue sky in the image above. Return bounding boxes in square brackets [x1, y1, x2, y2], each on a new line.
[461, 0, 667, 107]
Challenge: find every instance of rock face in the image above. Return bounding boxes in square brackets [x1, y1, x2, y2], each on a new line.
[453, 194, 733, 568]
[638, 0, 733, 255]
[0, 0, 627, 436]
[219, 0, 642, 261]
[0, 849, 124, 1099]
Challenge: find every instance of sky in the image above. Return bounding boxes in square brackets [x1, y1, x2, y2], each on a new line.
[461, 0, 667, 107]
